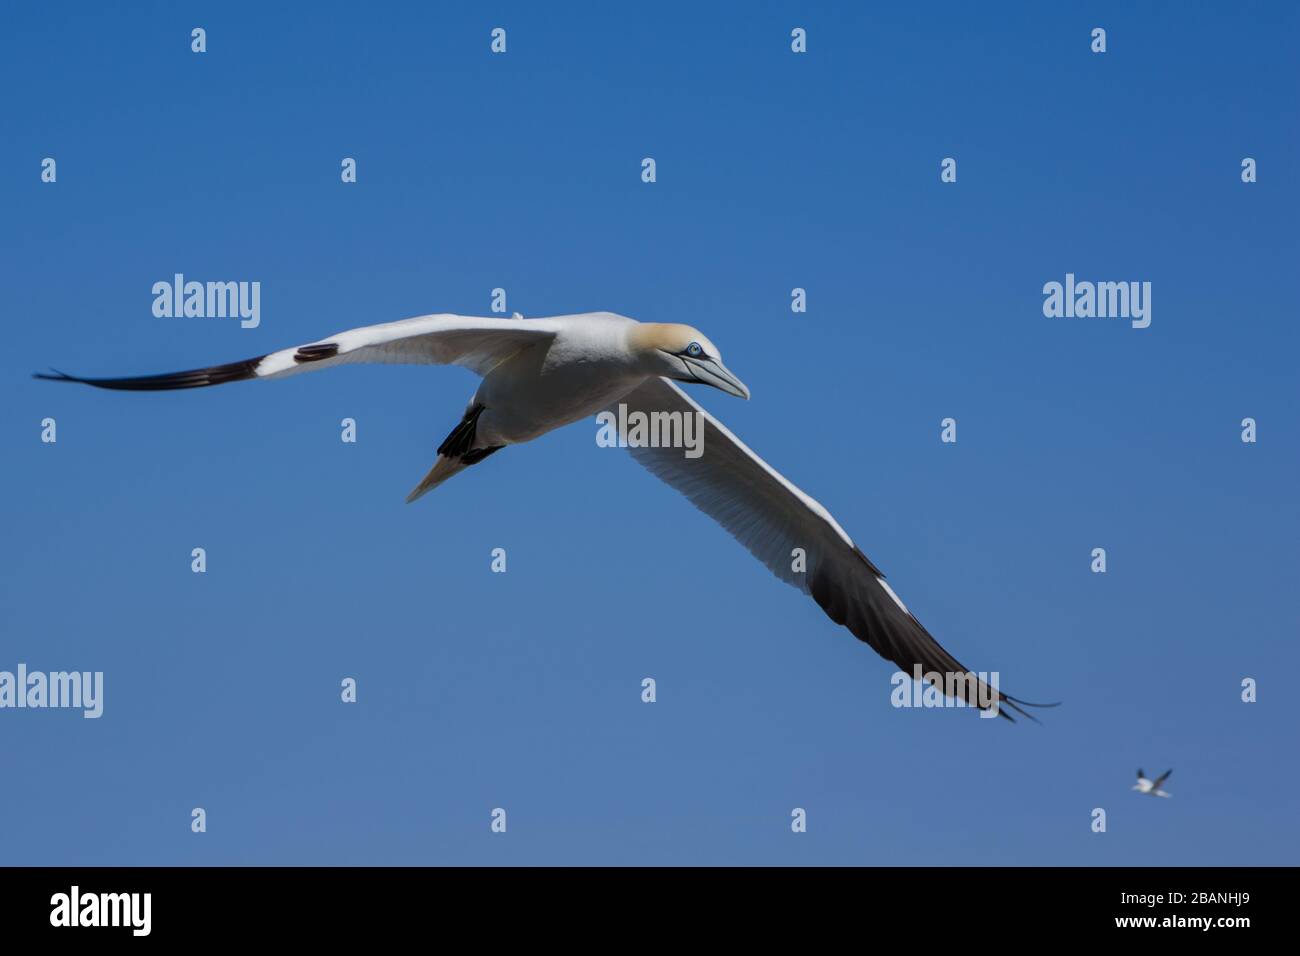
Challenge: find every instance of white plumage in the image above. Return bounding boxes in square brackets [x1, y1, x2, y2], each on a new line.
[1133, 769, 1173, 797]
[38, 310, 1051, 720]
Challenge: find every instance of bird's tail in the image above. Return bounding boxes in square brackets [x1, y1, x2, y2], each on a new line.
[407, 404, 507, 503]
[405, 445, 505, 503]
[406, 455, 470, 503]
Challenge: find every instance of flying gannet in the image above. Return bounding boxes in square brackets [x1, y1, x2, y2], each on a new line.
[1133, 769, 1172, 797]
[37, 311, 1052, 720]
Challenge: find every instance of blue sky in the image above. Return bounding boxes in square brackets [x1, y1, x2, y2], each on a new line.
[2, 1, 1296, 865]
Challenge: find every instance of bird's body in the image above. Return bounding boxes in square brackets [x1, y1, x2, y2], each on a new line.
[471, 313, 642, 446]
[38, 309, 1052, 721]
[1134, 769, 1173, 797]
[405, 313, 655, 497]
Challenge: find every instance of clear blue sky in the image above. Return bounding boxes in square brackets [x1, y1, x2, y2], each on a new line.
[2, 1, 1296, 865]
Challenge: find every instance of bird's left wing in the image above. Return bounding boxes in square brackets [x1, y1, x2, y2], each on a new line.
[611, 376, 1050, 720]
[36, 314, 558, 390]
[1153, 769, 1172, 788]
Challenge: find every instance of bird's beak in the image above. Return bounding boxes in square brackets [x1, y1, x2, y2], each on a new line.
[683, 356, 750, 399]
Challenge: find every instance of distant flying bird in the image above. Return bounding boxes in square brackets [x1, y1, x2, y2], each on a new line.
[38, 311, 1052, 720]
[1133, 769, 1173, 797]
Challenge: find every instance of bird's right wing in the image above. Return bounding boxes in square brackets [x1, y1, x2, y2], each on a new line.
[36, 314, 559, 390]
[611, 376, 1052, 720]
[1153, 769, 1172, 788]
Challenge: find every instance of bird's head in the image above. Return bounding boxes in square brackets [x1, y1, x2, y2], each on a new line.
[629, 323, 750, 399]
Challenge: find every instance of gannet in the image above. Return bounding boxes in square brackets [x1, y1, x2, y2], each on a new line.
[1133, 769, 1172, 797]
[37, 311, 1052, 720]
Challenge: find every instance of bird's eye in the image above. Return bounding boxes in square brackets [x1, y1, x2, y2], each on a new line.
[685, 342, 704, 358]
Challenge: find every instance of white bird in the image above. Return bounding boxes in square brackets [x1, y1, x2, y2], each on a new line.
[1133, 769, 1173, 797]
[38, 311, 1052, 720]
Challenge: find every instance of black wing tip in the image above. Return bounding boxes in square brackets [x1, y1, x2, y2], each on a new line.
[851, 546, 886, 579]
[998, 698, 1038, 724]
[32, 357, 264, 391]
[997, 694, 1061, 725]
[34, 368, 76, 382]
[1007, 696, 1062, 710]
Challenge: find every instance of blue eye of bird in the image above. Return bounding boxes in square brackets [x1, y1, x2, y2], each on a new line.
[685, 342, 703, 357]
